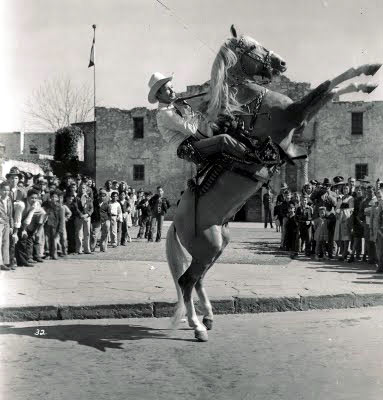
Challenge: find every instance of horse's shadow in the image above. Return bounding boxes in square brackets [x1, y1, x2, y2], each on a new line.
[239, 241, 289, 257]
[0, 323, 195, 352]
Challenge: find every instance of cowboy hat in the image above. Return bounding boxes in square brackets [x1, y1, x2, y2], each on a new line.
[280, 183, 288, 190]
[148, 72, 173, 104]
[5, 166, 23, 180]
[332, 176, 345, 185]
[322, 178, 332, 186]
[44, 170, 56, 179]
[310, 179, 319, 186]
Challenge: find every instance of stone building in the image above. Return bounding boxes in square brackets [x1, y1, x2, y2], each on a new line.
[79, 75, 383, 221]
[0, 131, 55, 160]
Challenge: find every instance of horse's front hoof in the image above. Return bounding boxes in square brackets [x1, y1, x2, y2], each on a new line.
[366, 83, 378, 94]
[366, 63, 382, 76]
[195, 330, 208, 342]
[202, 317, 213, 331]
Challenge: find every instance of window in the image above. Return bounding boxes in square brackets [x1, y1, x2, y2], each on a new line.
[355, 164, 368, 180]
[351, 112, 363, 135]
[133, 164, 145, 181]
[133, 117, 144, 138]
[29, 145, 38, 154]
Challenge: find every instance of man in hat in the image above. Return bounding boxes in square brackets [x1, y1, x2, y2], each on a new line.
[149, 72, 261, 164]
[276, 183, 288, 204]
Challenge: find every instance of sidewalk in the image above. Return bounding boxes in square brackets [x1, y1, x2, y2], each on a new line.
[1, 254, 383, 321]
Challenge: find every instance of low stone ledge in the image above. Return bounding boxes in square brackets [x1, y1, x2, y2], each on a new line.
[300, 293, 356, 310]
[235, 296, 301, 313]
[0, 306, 58, 322]
[58, 303, 154, 320]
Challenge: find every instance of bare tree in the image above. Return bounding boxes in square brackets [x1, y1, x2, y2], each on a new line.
[25, 77, 93, 131]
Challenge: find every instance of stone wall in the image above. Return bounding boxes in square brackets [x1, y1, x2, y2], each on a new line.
[23, 132, 55, 161]
[95, 107, 196, 218]
[0, 132, 22, 158]
[306, 101, 383, 182]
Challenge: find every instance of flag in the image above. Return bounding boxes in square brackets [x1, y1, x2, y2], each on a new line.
[88, 37, 95, 68]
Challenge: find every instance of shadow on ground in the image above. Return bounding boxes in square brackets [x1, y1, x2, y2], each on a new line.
[303, 258, 383, 284]
[0, 323, 195, 351]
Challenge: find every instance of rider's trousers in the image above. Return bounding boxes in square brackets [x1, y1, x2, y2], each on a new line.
[193, 134, 248, 159]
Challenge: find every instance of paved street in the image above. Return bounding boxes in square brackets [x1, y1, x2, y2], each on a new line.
[1, 307, 383, 400]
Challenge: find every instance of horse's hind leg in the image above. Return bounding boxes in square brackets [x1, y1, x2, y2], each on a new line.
[195, 224, 230, 331]
[178, 259, 210, 342]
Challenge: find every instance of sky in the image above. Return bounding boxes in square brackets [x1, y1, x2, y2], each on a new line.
[1, 0, 383, 131]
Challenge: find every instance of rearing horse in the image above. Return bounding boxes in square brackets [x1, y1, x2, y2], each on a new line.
[166, 26, 381, 342]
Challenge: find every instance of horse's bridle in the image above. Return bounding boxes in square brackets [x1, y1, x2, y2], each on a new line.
[234, 37, 273, 79]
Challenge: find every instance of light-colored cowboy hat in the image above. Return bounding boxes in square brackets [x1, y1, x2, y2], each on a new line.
[148, 72, 173, 104]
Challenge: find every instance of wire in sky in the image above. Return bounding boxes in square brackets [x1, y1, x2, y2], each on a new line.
[154, 0, 216, 54]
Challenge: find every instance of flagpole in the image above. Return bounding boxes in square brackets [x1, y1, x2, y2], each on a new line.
[92, 24, 96, 183]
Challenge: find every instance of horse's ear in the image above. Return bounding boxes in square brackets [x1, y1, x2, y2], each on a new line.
[230, 25, 237, 38]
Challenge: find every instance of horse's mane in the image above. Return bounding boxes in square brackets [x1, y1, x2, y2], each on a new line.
[207, 39, 242, 123]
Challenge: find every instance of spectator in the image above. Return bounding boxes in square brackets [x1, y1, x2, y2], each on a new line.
[314, 206, 329, 260]
[375, 191, 383, 273]
[0, 182, 14, 270]
[57, 190, 71, 258]
[90, 188, 111, 252]
[118, 191, 132, 245]
[15, 189, 45, 267]
[284, 201, 299, 259]
[276, 183, 288, 203]
[348, 186, 364, 263]
[263, 187, 274, 229]
[336, 184, 354, 261]
[135, 189, 144, 226]
[148, 186, 170, 242]
[74, 182, 94, 255]
[296, 195, 313, 256]
[109, 191, 122, 248]
[42, 190, 63, 260]
[137, 191, 152, 239]
[7, 167, 26, 269]
[359, 185, 376, 263]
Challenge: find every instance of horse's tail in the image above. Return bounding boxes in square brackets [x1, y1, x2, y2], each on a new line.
[166, 222, 189, 327]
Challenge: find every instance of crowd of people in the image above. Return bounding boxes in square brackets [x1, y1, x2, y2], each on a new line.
[0, 167, 170, 271]
[263, 176, 383, 273]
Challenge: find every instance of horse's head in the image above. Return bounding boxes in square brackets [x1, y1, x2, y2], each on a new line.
[208, 25, 286, 121]
[227, 25, 287, 83]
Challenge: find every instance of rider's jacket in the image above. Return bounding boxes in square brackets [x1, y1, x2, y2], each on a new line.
[156, 102, 204, 147]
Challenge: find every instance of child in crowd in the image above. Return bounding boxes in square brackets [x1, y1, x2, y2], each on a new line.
[118, 191, 132, 245]
[64, 193, 77, 254]
[91, 188, 111, 252]
[284, 201, 300, 259]
[109, 191, 122, 248]
[57, 190, 71, 258]
[296, 195, 313, 256]
[313, 206, 329, 260]
[16, 188, 46, 266]
[42, 190, 63, 260]
[137, 191, 152, 239]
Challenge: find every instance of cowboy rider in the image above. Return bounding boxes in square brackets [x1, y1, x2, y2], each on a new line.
[148, 72, 259, 164]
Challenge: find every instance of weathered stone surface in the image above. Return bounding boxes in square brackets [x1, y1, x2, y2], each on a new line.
[153, 301, 177, 318]
[58, 303, 153, 320]
[235, 296, 302, 313]
[353, 293, 383, 308]
[300, 293, 356, 310]
[0, 306, 58, 322]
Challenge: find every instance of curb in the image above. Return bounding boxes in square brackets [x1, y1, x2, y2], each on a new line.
[1, 293, 383, 322]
